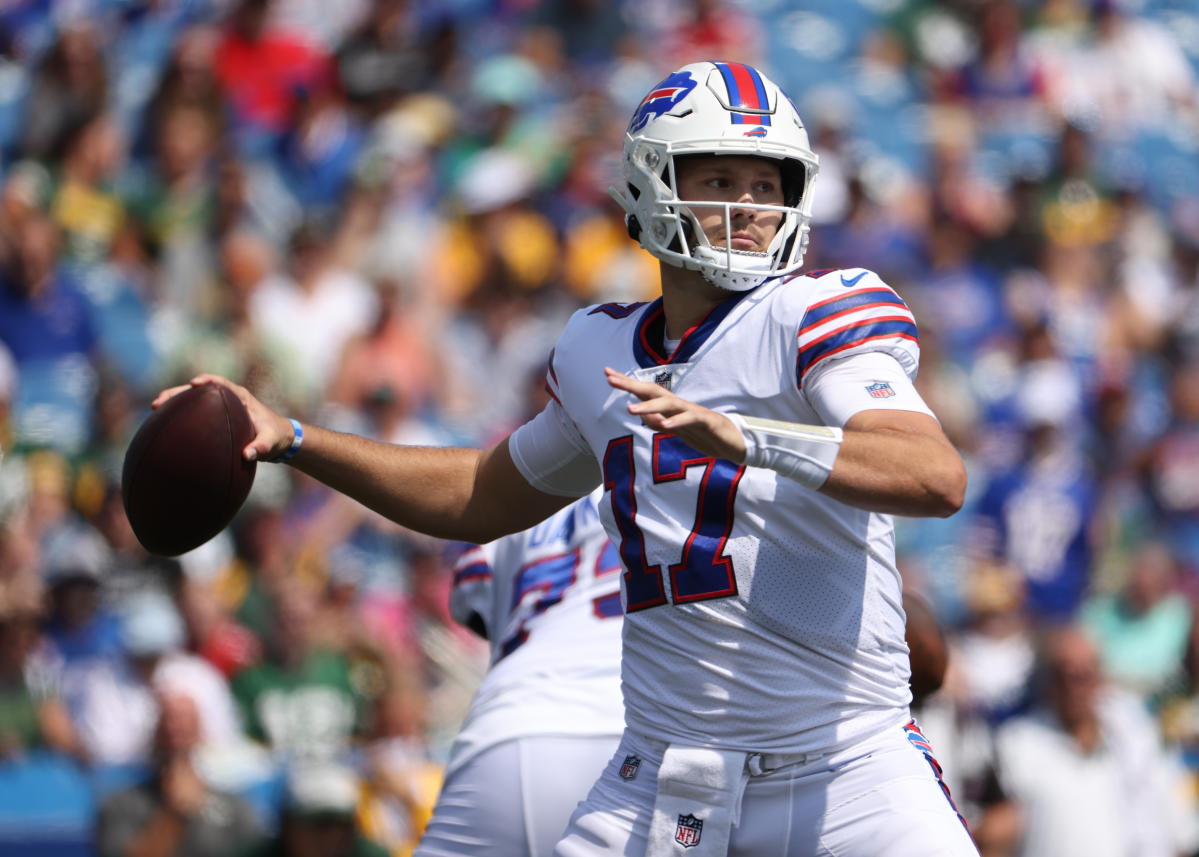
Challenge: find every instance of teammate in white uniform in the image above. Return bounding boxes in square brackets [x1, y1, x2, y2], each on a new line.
[416, 490, 624, 856]
[157, 60, 976, 856]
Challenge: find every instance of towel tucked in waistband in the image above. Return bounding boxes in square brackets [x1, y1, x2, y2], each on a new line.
[646, 744, 749, 856]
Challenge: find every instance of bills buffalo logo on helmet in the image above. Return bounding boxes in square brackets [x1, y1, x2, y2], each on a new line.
[675, 813, 703, 847]
[619, 754, 641, 780]
[628, 71, 697, 133]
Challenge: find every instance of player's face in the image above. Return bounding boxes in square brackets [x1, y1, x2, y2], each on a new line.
[674, 156, 784, 254]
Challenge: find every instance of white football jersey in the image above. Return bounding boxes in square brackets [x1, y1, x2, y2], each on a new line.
[445, 491, 625, 776]
[511, 268, 930, 755]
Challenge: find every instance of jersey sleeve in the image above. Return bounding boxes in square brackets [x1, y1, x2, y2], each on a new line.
[795, 269, 920, 389]
[449, 543, 496, 637]
[508, 397, 601, 497]
[803, 351, 935, 428]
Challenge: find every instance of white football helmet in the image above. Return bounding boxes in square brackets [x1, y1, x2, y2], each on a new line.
[610, 61, 819, 292]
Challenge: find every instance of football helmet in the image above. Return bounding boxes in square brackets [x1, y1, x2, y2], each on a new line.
[610, 61, 819, 291]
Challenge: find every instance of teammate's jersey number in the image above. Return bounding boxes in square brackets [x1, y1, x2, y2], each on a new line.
[603, 433, 744, 612]
[499, 540, 622, 659]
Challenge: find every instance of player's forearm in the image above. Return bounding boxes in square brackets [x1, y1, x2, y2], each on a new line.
[284, 427, 568, 543]
[286, 425, 494, 541]
[821, 427, 966, 517]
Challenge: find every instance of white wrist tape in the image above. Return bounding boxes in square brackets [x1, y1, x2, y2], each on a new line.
[728, 413, 843, 490]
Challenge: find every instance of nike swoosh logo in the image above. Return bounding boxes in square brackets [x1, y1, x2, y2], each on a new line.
[841, 271, 867, 287]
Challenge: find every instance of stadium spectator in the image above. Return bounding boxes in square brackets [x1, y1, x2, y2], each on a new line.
[976, 624, 1195, 857]
[240, 762, 388, 857]
[135, 25, 227, 164]
[213, 0, 331, 156]
[658, 0, 764, 71]
[0, 214, 99, 455]
[176, 576, 262, 682]
[1140, 361, 1199, 575]
[18, 15, 108, 162]
[120, 590, 245, 752]
[246, 218, 377, 407]
[972, 324, 1098, 621]
[327, 276, 445, 433]
[947, 563, 1036, 726]
[50, 112, 128, 267]
[95, 689, 265, 857]
[39, 521, 121, 667]
[358, 678, 441, 856]
[1080, 541, 1194, 708]
[0, 574, 82, 762]
[334, 0, 431, 121]
[230, 578, 367, 763]
[1050, 0, 1199, 138]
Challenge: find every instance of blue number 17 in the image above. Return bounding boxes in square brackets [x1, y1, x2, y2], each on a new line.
[602, 433, 744, 612]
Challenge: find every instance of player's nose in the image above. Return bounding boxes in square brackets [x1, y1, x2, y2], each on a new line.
[731, 188, 757, 219]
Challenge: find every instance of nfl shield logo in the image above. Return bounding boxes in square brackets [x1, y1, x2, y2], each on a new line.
[654, 371, 672, 391]
[866, 381, 895, 399]
[619, 754, 641, 780]
[675, 813, 702, 848]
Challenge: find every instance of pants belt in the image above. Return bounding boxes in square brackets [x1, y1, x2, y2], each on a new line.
[630, 732, 826, 777]
[746, 750, 826, 776]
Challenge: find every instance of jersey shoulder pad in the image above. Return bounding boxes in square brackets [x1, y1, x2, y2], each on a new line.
[545, 301, 647, 402]
[793, 268, 920, 385]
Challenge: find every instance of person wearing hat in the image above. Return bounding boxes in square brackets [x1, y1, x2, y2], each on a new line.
[238, 763, 388, 857]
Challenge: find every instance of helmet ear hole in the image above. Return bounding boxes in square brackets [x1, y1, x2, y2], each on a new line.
[666, 216, 695, 255]
[781, 162, 807, 208]
[626, 216, 642, 241]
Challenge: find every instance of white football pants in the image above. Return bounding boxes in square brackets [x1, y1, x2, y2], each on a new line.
[555, 720, 981, 857]
[415, 734, 620, 857]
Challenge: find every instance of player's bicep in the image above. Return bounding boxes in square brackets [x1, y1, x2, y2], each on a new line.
[803, 351, 935, 428]
[470, 439, 578, 540]
[507, 399, 601, 497]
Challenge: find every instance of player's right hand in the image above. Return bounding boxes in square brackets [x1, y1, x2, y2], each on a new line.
[152, 373, 295, 462]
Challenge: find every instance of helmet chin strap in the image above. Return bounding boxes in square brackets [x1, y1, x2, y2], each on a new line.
[682, 201, 790, 292]
[692, 246, 774, 291]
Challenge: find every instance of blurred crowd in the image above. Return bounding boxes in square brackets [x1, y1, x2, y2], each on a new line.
[0, 0, 1198, 855]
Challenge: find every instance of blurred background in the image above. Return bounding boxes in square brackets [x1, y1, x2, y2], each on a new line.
[1, 0, 1198, 855]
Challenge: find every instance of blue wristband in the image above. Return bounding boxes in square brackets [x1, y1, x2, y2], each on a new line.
[275, 418, 303, 462]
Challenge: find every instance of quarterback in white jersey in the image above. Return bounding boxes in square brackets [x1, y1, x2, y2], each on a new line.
[157, 61, 975, 857]
[416, 490, 624, 856]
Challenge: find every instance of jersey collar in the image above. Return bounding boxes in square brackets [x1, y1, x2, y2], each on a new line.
[632, 290, 753, 368]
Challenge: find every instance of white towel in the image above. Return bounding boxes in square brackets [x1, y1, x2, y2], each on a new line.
[646, 745, 749, 856]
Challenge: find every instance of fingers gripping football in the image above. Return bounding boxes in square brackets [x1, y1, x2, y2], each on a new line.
[605, 367, 747, 463]
[153, 374, 295, 462]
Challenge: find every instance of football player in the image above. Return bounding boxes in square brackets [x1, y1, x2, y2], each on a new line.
[158, 61, 974, 856]
[415, 489, 624, 856]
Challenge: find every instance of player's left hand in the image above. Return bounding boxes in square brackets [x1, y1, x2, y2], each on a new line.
[606, 367, 747, 463]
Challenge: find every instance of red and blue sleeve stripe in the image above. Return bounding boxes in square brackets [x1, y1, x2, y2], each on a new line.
[797, 318, 919, 383]
[799, 288, 910, 332]
[453, 560, 492, 586]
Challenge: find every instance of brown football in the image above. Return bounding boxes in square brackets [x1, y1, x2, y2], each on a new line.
[121, 383, 256, 556]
